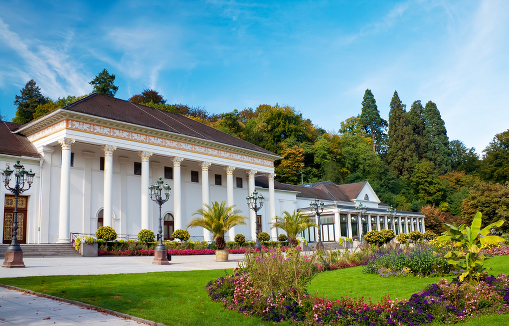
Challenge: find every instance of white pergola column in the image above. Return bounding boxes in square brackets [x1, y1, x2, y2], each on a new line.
[57, 137, 75, 243]
[410, 217, 415, 232]
[267, 173, 277, 240]
[139, 151, 153, 230]
[367, 215, 372, 232]
[421, 218, 426, 232]
[334, 209, 341, 240]
[398, 216, 403, 234]
[173, 157, 184, 230]
[358, 215, 363, 236]
[404, 216, 408, 233]
[225, 166, 236, 240]
[384, 215, 388, 229]
[201, 162, 212, 242]
[376, 215, 381, 231]
[247, 170, 257, 241]
[102, 145, 116, 228]
[347, 213, 352, 238]
[82, 151, 94, 235]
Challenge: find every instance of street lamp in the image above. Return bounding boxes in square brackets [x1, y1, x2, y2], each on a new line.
[246, 190, 264, 250]
[149, 177, 171, 265]
[386, 206, 397, 232]
[310, 198, 324, 250]
[2, 161, 35, 268]
[355, 203, 368, 241]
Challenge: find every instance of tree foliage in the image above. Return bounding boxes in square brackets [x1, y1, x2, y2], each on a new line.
[359, 89, 387, 154]
[129, 89, 166, 105]
[13, 79, 48, 124]
[449, 140, 480, 173]
[271, 211, 316, 247]
[410, 160, 445, 205]
[89, 69, 119, 97]
[481, 129, 509, 182]
[423, 101, 451, 174]
[421, 205, 465, 234]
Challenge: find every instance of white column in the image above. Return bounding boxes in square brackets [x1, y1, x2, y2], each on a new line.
[40, 146, 53, 243]
[404, 216, 408, 233]
[384, 215, 388, 229]
[376, 215, 381, 231]
[367, 215, 372, 232]
[118, 156, 129, 236]
[267, 173, 277, 240]
[398, 216, 403, 234]
[247, 170, 257, 241]
[421, 218, 426, 232]
[173, 157, 184, 230]
[347, 213, 352, 238]
[57, 137, 75, 243]
[359, 215, 363, 236]
[82, 151, 94, 234]
[225, 166, 236, 240]
[102, 145, 116, 228]
[201, 162, 212, 242]
[334, 210, 340, 240]
[139, 151, 153, 230]
[410, 217, 415, 232]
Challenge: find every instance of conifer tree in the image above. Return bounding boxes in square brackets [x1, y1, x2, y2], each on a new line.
[12, 79, 48, 125]
[89, 69, 119, 97]
[423, 101, 451, 174]
[386, 91, 416, 177]
[409, 100, 426, 161]
[360, 89, 388, 154]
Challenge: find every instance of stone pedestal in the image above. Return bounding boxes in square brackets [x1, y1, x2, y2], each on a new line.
[2, 250, 25, 268]
[152, 249, 170, 265]
[80, 241, 98, 257]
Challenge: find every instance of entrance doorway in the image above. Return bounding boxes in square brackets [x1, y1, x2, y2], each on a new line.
[163, 213, 174, 240]
[3, 195, 28, 244]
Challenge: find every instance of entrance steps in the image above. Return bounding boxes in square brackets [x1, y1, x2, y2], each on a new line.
[0, 244, 80, 258]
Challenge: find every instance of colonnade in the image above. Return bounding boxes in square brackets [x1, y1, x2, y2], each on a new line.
[55, 137, 277, 243]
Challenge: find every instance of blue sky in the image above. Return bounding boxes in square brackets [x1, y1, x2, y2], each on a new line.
[1, 0, 508, 154]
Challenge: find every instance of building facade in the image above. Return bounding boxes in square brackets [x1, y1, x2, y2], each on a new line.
[0, 94, 424, 245]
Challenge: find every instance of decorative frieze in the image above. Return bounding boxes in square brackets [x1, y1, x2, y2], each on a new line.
[28, 119, 274, 167]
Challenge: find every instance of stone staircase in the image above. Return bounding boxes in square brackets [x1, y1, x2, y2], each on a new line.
[0, 244, 80, 258]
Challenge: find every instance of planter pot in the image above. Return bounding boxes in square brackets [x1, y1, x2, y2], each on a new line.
[215, 250, 229, 262]
[80, 241, 98, 257]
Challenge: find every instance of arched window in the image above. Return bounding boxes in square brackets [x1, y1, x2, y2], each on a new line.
[97, 209, 104, 229]
[163, 213, 175, 240]
[364, 194, 369, 201]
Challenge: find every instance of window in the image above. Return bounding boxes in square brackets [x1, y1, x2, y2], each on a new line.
[97, 209, 104, 230]
[191, 170, 199, 183]
[215, 174, 222, 185]
[164, 166, 173, 179]
[134, 162, 142, 175]
[163, 213, 174, 240]
[70, 152, 74, 167]
[364, 194, 369, 200]
[100, 157, 105, 171]
[236, 177, 243, 188]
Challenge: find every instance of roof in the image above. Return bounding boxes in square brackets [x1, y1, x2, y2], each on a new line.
[337, 182, 367, 200]
[45, 94, 276, 156]
[0, 121, 40, 158]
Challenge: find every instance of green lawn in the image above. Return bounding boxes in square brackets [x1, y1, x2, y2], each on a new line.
[0, 256, 508, 326]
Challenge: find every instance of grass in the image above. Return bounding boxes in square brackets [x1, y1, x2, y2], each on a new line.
[1, 255, 508, 325]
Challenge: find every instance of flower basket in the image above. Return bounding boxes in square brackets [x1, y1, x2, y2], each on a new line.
[80, 238, 98, 257]
[215, 249, 229, 262]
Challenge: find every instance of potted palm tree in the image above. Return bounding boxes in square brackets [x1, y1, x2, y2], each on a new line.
[271, 210, 316, 247]
[188, 201, 247, 261]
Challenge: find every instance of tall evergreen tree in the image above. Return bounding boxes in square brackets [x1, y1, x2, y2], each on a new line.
[89, 69, 119, 97]
[386, 91, 416, 177]
[423, 101, 451, 174]
[12, 79, 48, 125]
[360, 89, 388, 154]
[408, 100, 426, 161]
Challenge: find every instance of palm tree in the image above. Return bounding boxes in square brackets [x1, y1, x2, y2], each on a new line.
[271, 210, 316, 247]
[188, 201, 247, 250]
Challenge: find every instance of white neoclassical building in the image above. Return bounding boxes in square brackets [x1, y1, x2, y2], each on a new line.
[0, 94, 424, 245]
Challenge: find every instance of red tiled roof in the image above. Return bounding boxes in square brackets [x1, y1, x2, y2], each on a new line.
[59, 94, 276, 156]
[0, 121, 40, 158]
[337, 182, 367, 200]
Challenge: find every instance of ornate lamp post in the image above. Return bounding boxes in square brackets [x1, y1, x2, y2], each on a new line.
[246, 190, 264, 250]
[310, 199, 324, 249]
[2, 161, 35, 268]
[149, 177, 171, 265]
[355, 203, 368, 241]
[386, 206, 397, 233]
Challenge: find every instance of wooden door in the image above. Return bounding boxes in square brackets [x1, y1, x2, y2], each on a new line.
[3, 195, 28, 244]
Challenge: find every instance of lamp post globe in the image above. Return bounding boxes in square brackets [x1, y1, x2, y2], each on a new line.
[149, 177, 171, 265]
[2, 161, 35, 268]
[246, 190, 264, 250]
[310, 198, 324, 250]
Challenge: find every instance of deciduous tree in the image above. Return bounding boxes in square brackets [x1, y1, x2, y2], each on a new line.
[411, 160, 445, 205]
[481, 129, 509, 183]
[449, 140, 480, 173]
[129, 89, 166, 105]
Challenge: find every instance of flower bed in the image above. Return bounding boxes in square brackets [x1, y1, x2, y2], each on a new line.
[481, 246, 509, 256]
[97, 246, 297, 256]
[207, 247, 509, 325]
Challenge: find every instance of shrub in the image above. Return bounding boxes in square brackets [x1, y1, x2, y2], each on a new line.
[408, 230, 424, 242]
[277, 234, 288, 242]
[396, 233, 409, 244]
[172, 229, 190, 241]
[258, 231, 270, 242]
[365, 230, 385, 245]
[138, 229, 155, 242]
[380, 229, 395, 244]
[96, 226, 117, 241]
[423, 230, 436, 240]
[234, 233, 245, 244]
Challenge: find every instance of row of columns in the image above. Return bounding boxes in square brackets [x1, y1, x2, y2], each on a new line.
[330, 212, 425, 241]
[56, 137, 277, 243]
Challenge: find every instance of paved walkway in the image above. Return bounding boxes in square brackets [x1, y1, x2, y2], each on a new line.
[0, 254, 246, 325]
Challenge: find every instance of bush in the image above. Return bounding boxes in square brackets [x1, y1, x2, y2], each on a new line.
[258, 232, 270, 242]
[396, 233, 409, 244]
[96, 226, 117, 241]
[408, 230, 424, 242]
[234, 233, 245, 244]
[380, 229, 395, 243]
[172, 229, 190, 241]
[423, 230, 436, 240]
[277, 234, 288, 242]
[138, 229, 155, 242]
